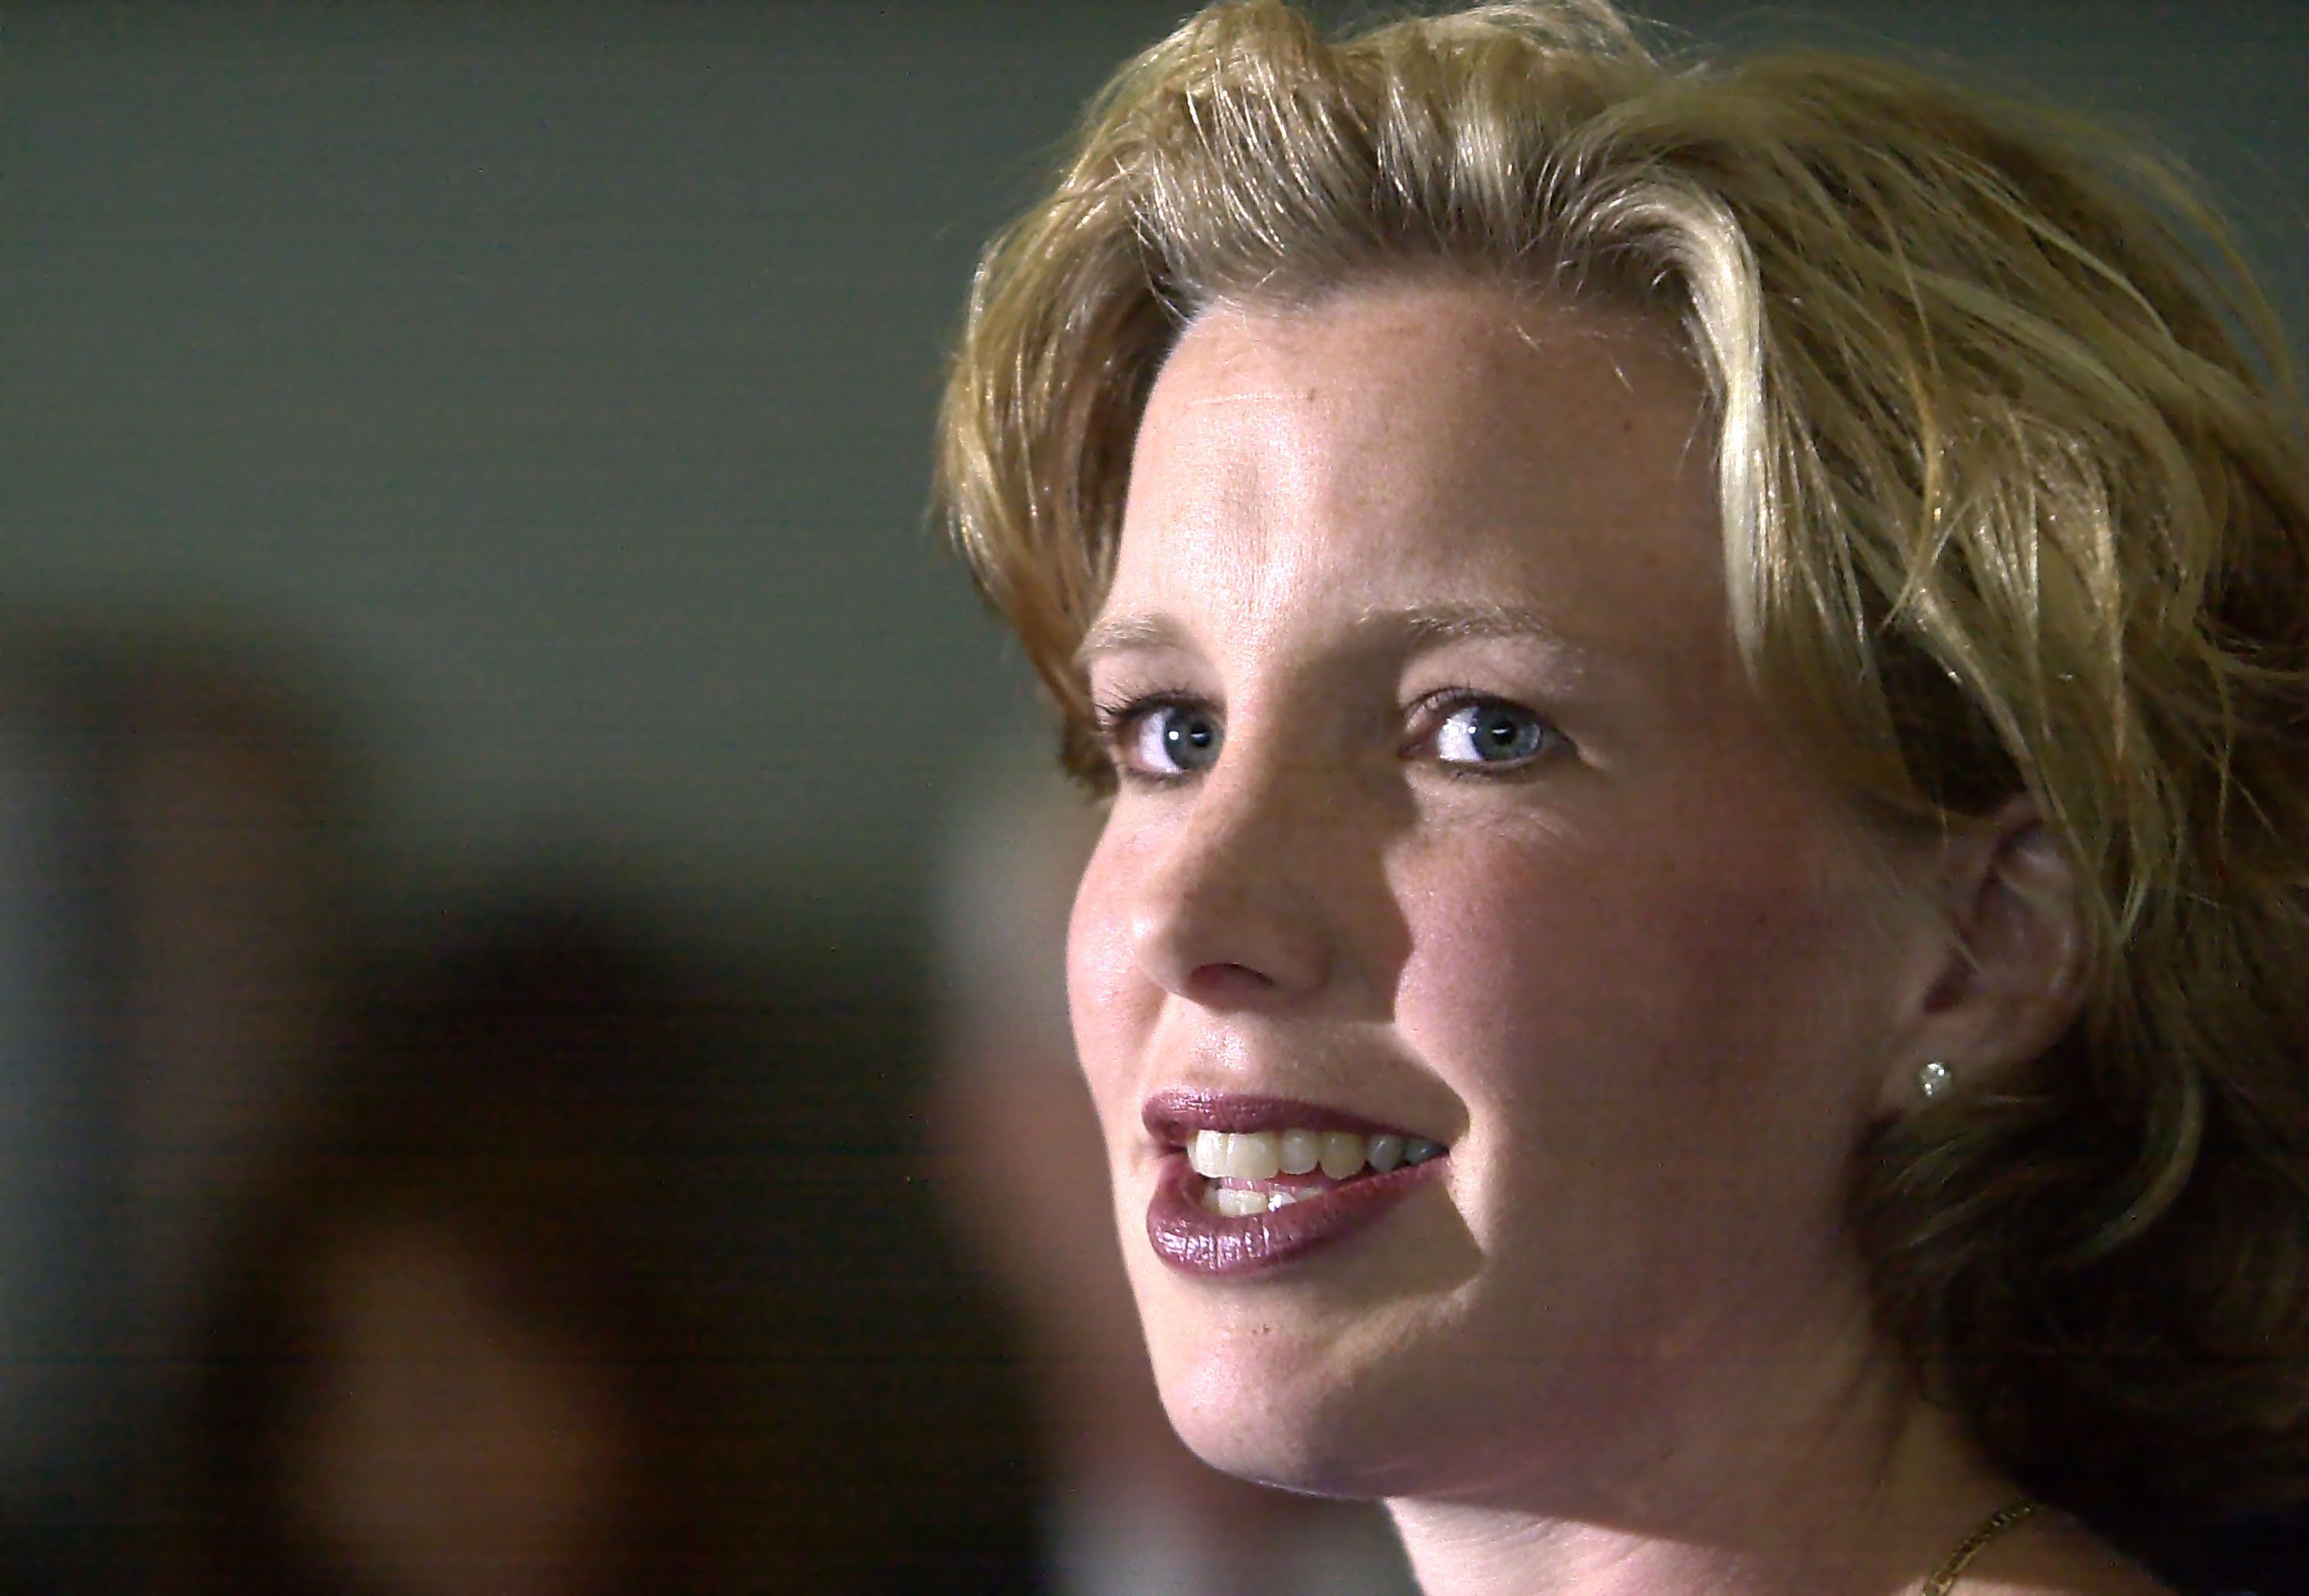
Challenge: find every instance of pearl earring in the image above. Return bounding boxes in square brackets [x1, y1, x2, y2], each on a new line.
[1917, 1060, 1953, 1100]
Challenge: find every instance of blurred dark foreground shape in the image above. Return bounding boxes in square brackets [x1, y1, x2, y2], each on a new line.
[170, 907, 724, 1594]
[160, 894, 1041, 1595]
[0, 622, 346, 1588]
[0, 619, 1038, 1592]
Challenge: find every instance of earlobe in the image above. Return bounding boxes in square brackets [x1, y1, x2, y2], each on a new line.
[1892, 798, 2091, 1108]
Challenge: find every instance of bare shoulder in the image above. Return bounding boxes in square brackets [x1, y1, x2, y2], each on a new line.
[1963, 1511, 2174, 1596]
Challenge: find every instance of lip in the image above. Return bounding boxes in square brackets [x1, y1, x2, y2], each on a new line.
[1146, 1150, 1446, 1276]
[1139, 1089, 1450, 1278]
[1142, 1088, 1421, 1141]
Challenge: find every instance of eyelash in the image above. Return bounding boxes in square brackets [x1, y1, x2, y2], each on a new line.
[1091, 689, 1208, 786]
[1407, 686, 1566, 779]
[1089, 686, 1569, 783]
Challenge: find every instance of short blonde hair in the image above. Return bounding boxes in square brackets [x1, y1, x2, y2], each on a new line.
[935, 0, 2309, 1516]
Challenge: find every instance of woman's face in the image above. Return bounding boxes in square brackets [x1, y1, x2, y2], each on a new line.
[1068, 280, 1939, 1506]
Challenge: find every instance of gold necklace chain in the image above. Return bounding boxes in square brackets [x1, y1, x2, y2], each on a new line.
[1921, 1501, 2045, 1596]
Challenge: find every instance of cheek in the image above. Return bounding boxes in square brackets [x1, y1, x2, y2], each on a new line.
[1389, 816, 1893, 1351]
[1394, 808, 1878, 1170]
[1065, 831, 1153, 1121]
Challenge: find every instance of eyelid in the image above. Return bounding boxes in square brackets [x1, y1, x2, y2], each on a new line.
[1402, 686, 1569, 770]
[1091, 688, 1215, 784]
[1090, 687, 1203, 738]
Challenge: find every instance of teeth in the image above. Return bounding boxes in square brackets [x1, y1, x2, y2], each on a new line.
[1214, 1186, 1270, 1218]
[1181, 1125, 1448, 1200]
[1318, 1131, 1366, 1180]
[1223, 1131, 1283, 1182]
[1267, 1189, 1299, 1209]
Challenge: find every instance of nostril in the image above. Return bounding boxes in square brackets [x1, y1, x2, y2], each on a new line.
[1129, 856, 1333, 1003]
[1185, 962, 1278, 1003]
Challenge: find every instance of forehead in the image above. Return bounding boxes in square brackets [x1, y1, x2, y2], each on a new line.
[1108, 280, 1725, 665]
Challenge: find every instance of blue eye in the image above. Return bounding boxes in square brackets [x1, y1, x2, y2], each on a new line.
[1433, 699, 1554, 767]
[1123, 701, 1223, 777]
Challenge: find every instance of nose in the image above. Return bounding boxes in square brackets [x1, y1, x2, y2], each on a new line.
[1127, 750, 1343, 1010]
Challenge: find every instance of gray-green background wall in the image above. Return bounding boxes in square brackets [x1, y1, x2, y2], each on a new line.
[14, 0, 2308, 937]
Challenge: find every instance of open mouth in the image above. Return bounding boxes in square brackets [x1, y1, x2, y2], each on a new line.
[1141, 1091, 1451, 1275]
[1185, 1126, 1447, 1215]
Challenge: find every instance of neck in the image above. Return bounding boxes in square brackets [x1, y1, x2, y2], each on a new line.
[1388, 1359, 2023, 1596]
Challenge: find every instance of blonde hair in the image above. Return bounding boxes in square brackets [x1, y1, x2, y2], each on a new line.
[934, 0, 2309, 1516]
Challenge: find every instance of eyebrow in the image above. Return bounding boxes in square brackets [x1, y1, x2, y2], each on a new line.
[1073, 613, 1185, 673]
[1074, 601, 1585, 673]
[1373, 600, 1577, 648]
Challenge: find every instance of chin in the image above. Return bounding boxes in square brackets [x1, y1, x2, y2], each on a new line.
[1157, 1347, 1383, 1496]
[1108, 1154, 1526, 1501]
[1129, 1267, 1472, 1501]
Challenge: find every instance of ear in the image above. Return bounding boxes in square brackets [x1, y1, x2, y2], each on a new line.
[1887, 797, 2090, 1110]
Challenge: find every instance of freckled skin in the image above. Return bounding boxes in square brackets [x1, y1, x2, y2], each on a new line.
[1068, 281, 1940, 1512]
